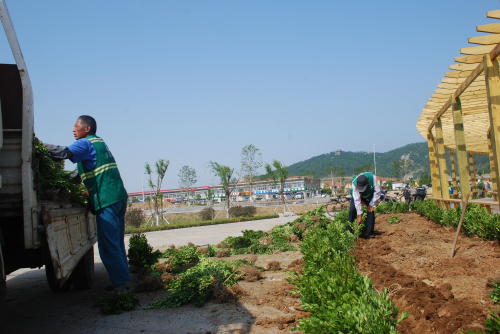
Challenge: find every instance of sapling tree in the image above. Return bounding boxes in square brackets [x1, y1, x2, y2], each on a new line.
[145, 159, 169, 226]
[240, 144, 263, 202]
[178, 165, 197, 206]
[265, 159, 288, 213]
[209, 162, 241, 218]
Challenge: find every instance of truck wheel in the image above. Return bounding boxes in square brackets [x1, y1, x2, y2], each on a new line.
[0, 246, 6, 302]
[45, 260, 72, 293]
[72, 247, 94, 290]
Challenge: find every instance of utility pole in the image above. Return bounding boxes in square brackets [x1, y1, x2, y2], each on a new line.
[373, 144, 377, 176]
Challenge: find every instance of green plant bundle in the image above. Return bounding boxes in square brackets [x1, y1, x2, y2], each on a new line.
[101, 292, 140, 315]
[288, 208, 408, 333]
[124, 214, 279, 234]
[147, 258, 240, 309]
[375, 201, 410, 214]
[162, 244, 205, 272]
[489, 280, 500, 304]
[410, 200, 500, 241]
[35, 138, 87, 206]
[388, 216, 400, 225]
[128, 234, 162, 268]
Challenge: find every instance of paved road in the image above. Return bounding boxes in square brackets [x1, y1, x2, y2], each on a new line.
[0, 215, 300, 334]
[143, 197, 330, 215]
[130, 215, 299, 250]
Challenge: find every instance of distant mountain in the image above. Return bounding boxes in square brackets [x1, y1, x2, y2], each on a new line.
[287, 142, 491, 179]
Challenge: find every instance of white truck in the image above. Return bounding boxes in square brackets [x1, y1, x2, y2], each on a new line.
[0, 0, 96, 299]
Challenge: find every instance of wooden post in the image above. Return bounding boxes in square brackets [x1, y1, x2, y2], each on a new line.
[449, 150, 458, 193]
[469, 153, 476, 190]
[435, 118, 450, 207]
[450, 194, 470, 258]
[427, 133, 442, 199]
[452, 95, 471, 203]
[484, 54, 500, 208]
[488, 129, 498, 201]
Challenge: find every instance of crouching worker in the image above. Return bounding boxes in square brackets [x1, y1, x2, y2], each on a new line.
[347, 172, 381, 239]
[43, 115, 131, 292]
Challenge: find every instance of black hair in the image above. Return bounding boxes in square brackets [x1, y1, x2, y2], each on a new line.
[78, 115, 97, 135]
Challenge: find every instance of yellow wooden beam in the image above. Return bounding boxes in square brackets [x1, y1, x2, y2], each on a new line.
[427, 133, 442, 199]
[487, 10, 500, 19]
[488, 129, 499, 201]
[469, 34, 500, 45]
[477, 22, 500, 34]
[452, 95, 471, 202]
[461, 44, 495, 55]
[455, 54, 487, 64]
[468, 153, 477, 192]
[484, 54, 500, 206]
[435, 118, 450, 204]
[449, 149, 458, 192]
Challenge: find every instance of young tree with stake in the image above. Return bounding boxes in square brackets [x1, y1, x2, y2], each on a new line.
[178, 165, 197, 206]
[265, 159, 288, 214]
[325, 166, 345, 196]
[145, 159, 169, 226]
[209, 162, 241, 218]
[240, 144, 263, 202]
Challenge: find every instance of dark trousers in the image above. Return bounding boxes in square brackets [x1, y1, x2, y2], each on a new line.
[347, 197, 375, 237]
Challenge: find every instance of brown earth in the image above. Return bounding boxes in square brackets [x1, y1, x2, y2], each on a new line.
[354, 212, 500, 334]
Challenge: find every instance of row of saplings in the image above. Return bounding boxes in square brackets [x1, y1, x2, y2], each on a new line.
[101, 202, 500, 333]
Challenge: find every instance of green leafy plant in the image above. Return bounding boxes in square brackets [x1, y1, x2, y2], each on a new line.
[388, 216, 400, 225]
[128, 234, 161, 268]
[100, 292, 140, 315]
[489, 280, 500, 304]
[34, 138, 87, 206]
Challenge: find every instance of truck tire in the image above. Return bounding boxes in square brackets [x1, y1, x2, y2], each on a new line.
[0, 245, 6, 302]
[71, 247, 94, 290]
[45, 260, 72, 293]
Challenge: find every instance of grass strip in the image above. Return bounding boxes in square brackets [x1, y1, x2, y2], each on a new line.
[125, 214, 279, 234]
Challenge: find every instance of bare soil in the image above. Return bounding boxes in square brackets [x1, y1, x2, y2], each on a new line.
[354, 212, 500, 334]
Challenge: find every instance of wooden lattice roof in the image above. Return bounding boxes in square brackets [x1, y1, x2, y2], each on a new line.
[416, 10, 500, 154]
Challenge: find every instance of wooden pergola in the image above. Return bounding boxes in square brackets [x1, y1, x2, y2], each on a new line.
[416, 9, 500, 209]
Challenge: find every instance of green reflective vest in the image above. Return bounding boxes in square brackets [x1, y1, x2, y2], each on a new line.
[350, 172, 375, 201]
[77, 135, 128, 211]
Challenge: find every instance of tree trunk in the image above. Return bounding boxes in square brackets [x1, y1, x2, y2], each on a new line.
[226, 190, 230, 218]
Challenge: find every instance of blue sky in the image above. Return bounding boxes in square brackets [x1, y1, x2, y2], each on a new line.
[0, 1, 496, 192]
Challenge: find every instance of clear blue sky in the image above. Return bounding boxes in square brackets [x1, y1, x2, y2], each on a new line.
[0, 1, 496, 192]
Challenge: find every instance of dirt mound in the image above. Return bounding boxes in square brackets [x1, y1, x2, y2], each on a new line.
[265, 261, 281, 271]
[259, 237, 272, 246]
[353, 212, 499, 333]
[216, 249, 229, 258]
[134, 276, 164, 292]
[287, 259, 304, 274]
[248, 255, 258, 263]
[294, 222, 306, 230]
[155, 264, 168, 273]
[240, 265, 262, 282]
[216, 243, 230, 248]
[198, 247, 208, 254]
[160, 272, 174, 283]
[288, 235, 299, 242]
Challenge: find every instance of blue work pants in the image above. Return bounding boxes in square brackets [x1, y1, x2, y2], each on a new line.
[95, 199, 131, 286]
[347, 197, 375, 237]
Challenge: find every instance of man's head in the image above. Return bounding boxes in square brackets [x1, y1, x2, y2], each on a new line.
[355, 174, 368, 192]
[73, 115, 97, 140]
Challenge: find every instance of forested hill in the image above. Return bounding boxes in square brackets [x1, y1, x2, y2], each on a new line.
[287, 142, 491, 178]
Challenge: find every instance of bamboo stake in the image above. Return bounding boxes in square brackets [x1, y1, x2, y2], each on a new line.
[450, 194, 470, 258]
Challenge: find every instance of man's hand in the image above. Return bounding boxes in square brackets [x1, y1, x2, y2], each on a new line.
[356, 215, 362, 226]
[367, 205, 374, 213]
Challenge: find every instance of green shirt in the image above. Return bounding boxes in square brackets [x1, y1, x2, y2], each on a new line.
[350, 172, 375, 201]
[77, 135, 128, 211]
